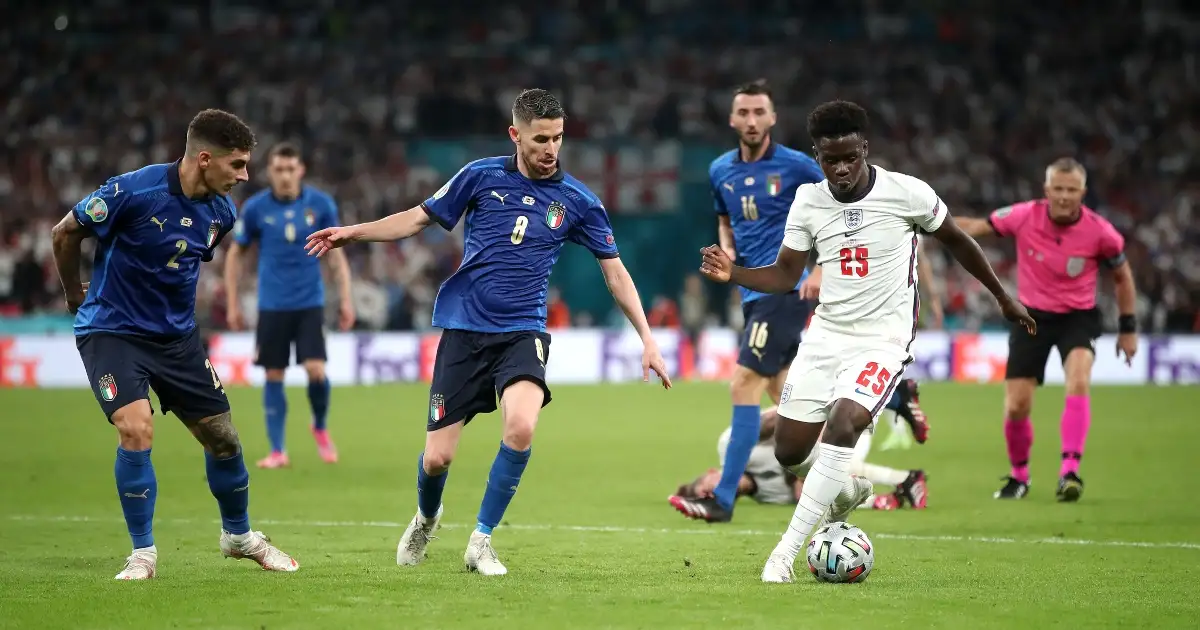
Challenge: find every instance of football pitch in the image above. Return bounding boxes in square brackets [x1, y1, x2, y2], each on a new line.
[1, 382, 1198, 629]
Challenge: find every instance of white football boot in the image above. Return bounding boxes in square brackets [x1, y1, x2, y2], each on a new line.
[220, 530, 299, 572]
[397, 507, 442, 566]
[115, 546, 157, 580]
[819, 475, 874, 529]
[760, 550, 795, 583]
[464, 530, 507, 576]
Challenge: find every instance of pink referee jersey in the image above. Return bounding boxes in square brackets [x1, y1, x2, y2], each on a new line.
[988, 199, 1125, 313]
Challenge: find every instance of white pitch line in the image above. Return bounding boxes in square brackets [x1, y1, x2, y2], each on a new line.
[7, 514, 1200, 551]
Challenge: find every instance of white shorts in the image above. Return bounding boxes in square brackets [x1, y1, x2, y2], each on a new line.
[776, 330, 912, 427]
[717, 427, 793, 505]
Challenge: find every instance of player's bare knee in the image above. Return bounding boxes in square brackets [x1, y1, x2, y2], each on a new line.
[502, 412, 538, 451]
[1063, 349, 1093, 396]
[1004, 379, 1036, 421]
[265, 369, 286, 382]
[112, 403, 155, 450]
[729, 366, 767, 406]
[187, 411, 241, 458]
[303, 361, 326, 382]
[824, 400, 871, 448]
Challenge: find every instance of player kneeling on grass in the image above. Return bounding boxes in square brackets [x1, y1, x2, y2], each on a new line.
[305, 89, 672, 576]
[697, 100, 1034, 583]
[675, 405, 928, 513]
[50, 109, 298, 580]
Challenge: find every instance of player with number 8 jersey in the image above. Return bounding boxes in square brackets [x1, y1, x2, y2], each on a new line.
[699, 100, 1034, 582]
[305, 89, 672, 576]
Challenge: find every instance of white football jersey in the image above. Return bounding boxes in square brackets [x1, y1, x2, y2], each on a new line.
[783, 165, 946, 346]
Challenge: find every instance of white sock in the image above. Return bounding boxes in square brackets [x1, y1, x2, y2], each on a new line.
[862, 463, 909, 486]
[228, 532, 252, 544]
[776, 443, 854, 558]
[849, 431, 873, 474]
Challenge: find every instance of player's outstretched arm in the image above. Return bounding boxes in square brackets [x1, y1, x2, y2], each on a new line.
[916, 239, 944, 328]
[954, 217, 996, 239]
[597, 257, 672, 389]
[716, 215, 737, 261]
[305, 205, 431, 256]
[50, 211, 90, 314]
[931, 216, 1036, 334]
[1111, 261, 1139, 364]
[223, 242, 247, 330]
[699, 243, 808, 294]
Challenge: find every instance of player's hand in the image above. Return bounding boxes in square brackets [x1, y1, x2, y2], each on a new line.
[699, 245, 733, 283]
[65, 282, 89, 314]
[642, 340, 673, 389]
[799, 273, 821, 300]
[997, 293, 1036, 335]
[1116, 333, 1138, 366]
[305, 226, 358, 257]
[227, 303, 245, 331]
[338, 299, 356, 331]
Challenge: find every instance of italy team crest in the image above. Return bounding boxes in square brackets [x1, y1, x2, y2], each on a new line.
[430, 394, 445, 422]
[206, 222, 219, 248]
[546, 201, 566, 229]
[767, 174, 782, 196]
[844, 208, 863, 229]
[304, 208, 316, 226]
[99, 374, 117, 402]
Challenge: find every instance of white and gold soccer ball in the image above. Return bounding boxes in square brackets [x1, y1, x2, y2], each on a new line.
[806, 522, 875, 583]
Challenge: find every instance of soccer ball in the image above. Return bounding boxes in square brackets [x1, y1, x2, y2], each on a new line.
[806, 522, 875, 583]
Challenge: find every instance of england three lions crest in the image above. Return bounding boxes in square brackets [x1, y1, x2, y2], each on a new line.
[843, 208, 863, 230]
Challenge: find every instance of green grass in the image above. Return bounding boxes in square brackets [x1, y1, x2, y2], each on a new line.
[1, 382, 1198, 629]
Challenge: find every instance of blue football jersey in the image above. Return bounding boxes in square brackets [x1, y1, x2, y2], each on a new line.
[73, 161, 238, 337]
[710, 143, 825, 303]
[422, 155, 619, 333]
[234, 186, 339, 311]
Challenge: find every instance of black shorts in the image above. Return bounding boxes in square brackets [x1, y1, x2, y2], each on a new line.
[1006, 306, 1102, 385]
[255, 307, 327, 369]
[427, 329, 552, 431]
[76, 329, 230, 422]
[737, 292, 808, 377]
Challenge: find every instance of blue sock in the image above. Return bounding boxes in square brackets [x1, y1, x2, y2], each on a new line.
[206, 452, 251, 535]
[713, 405, 761, 510]
[475, 442, 531, 534]
[115, 447, 157, 549]
[885, 388, 903, 411]
[264, 380, 287, 453]
[308, 378, 331, 431]
[416, 453, 448, 519]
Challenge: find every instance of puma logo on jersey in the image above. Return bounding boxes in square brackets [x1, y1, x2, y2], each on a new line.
[150, 217, 166, 231]
[491, 191, 508, 203]
[723, 182, 735, 193]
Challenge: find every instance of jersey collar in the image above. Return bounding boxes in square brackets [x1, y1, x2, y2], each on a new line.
[733, 139, 777, 163]
[505, 154, 565, 182]
[167, 159, 185, 195]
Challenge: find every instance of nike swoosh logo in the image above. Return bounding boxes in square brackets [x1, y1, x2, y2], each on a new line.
[854, 387, 871, 396]
[844, 229, 863, 237]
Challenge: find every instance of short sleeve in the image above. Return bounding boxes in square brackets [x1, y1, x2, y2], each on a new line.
[233, 198, 258, 246]
[568, 198, 620, 259]
[710, 167, 729, 216]
[72, 177, 137, 240]
[321, 195, 341, 230]
[781, 189, 814, 252]
[1096, 218, 1127, 268]
[987, 201, 1035, 238]
[903, 178, 948, 234]
[421, 164, 481, 231]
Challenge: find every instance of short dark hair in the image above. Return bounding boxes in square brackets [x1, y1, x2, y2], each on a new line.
[807, 100, 870, 143]
[512, 89, 566, 125]
[186, 109, 256, 155]
[268, 142, 302, 161]
[733, 79, 772, 101]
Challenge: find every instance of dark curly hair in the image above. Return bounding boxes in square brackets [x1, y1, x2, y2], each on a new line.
[807, 100, 870, 143]
[512, 89, 566, 125]
[186, 109, 257, 155]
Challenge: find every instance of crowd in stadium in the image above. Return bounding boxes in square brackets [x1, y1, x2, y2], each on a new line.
[1, 2, 1196, 331]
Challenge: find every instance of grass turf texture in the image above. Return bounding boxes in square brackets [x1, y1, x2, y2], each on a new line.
[1, 383, 1198, 629]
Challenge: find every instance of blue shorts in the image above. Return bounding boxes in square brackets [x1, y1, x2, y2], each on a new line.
[76, 329, 230, 422]
[427, 329, 552, 431]
[737, 292, 808, 377]
[255, 307, 327, 369]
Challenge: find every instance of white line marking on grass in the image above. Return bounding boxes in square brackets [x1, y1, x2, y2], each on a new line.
[7, 514, 1200, 551]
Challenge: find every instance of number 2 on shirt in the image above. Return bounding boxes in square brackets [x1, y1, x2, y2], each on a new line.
[855, 361, 891, 396]
[840, 246, 868, 277]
